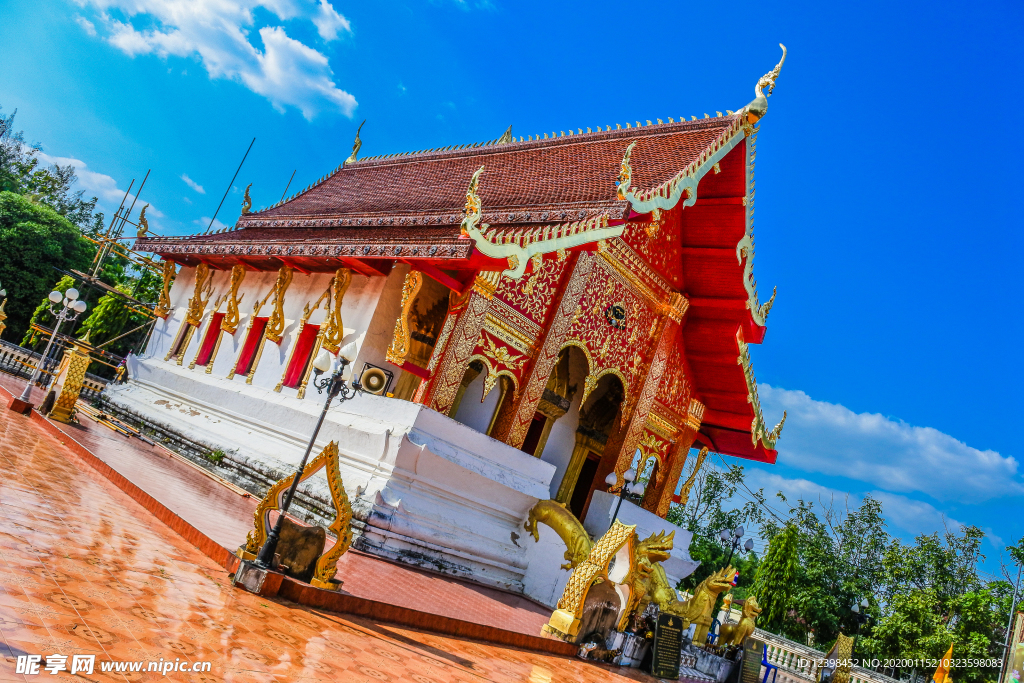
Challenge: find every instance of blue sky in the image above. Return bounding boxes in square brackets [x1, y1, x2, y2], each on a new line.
[2, 0, 1022, 572]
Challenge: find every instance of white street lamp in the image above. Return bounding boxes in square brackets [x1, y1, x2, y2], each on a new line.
[10, 288, 88, 412]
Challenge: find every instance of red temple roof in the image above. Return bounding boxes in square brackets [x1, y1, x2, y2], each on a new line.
[136, 110, 783, 464]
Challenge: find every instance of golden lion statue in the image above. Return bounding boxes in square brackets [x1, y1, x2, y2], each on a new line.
[719, 595, 761, 647]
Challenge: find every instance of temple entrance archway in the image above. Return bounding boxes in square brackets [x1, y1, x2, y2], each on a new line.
[530, 350, 624, 521]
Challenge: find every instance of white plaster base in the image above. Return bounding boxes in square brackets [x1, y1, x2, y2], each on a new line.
[107, 355, 555, 591]
[584, 491, 699, 588]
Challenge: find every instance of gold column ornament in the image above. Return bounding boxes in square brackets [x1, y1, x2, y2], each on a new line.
[263, 266, 293, 344]
[48, 339, 92, 424]
[201, 264, 247, 374]
[165, 263, 212, 363]
[154, 260, 177, 319]
[0, 297, 7, 339]
[676, 446, 709, 509]
[244, 265, 294, 384]
[273, 268, 350, 394]
[296, 269, 351, 399]
[490, 251, 597, 448]
[237, 441, 353, 590]
[320, 268, 351, 353]
[386, 270, 424, 366]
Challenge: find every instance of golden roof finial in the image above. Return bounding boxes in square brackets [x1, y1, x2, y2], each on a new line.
[240, 183, 252, 215]
[497, 125, 513, 144]
[344, 120, 365, 166]
[136, 204, 150, 238]
[743, 43, 787, 124]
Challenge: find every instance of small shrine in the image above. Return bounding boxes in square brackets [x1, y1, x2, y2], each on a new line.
[111, 46, 790, 599]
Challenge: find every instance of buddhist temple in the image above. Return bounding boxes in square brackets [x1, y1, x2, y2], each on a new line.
[115, 51, 787, 600]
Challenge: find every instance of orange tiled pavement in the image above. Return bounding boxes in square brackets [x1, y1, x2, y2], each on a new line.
[0, 396, 662, 682]
[0, 374, 553, 639]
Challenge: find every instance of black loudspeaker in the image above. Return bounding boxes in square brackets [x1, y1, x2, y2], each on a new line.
[356, 363, 393, 395]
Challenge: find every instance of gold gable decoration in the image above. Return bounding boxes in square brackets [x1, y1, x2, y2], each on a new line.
[237, 441, 353, 590]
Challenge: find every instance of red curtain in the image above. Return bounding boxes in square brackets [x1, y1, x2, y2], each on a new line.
[283, 324, 320, 389]
[235, 318, 268, 375]
[195, 313, 225, 367]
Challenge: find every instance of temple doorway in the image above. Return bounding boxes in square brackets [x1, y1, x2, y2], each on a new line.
[525, 345, 624, 521]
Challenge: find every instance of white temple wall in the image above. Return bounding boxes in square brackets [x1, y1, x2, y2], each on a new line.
[451, 370, 501, 434]
[537, 349, 589, 498]
[351, 263, 410, 389]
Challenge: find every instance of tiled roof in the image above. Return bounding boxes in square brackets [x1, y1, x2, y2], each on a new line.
[239, 117, 737, 229]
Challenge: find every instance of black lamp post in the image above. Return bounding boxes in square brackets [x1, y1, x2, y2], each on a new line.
[719, 525, 755, 567]
[851, 598, 869, 658]
[604, 467, 644, 523]
[253, 345, 360, 570]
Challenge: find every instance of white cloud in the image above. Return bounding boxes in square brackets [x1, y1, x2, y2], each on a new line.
[180, 173, 205, 194]
[35, 150, 164, 219]
[760, 385, 1023, 503]
[195, 216, 227, 231]
[312, 0, 349, 41]
[743, 469, 964, 539]
[78, 0, 356, 119]
[75, 15, 97, 36]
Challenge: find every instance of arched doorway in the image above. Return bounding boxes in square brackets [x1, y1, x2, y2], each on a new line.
[530, 349, 625, 521]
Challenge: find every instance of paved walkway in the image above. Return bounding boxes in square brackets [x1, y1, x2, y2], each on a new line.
[0, 385, 663, 682]
[0, 374, 550, 639]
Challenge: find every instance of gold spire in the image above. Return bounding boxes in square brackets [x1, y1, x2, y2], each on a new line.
[743, 44, 787, 124]
[344, 120, 365, 166]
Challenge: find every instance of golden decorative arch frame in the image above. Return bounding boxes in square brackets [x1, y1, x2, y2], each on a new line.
[237, 441, 353, 590]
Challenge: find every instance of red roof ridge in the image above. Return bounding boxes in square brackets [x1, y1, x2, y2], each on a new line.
[349, 115, 737, 168]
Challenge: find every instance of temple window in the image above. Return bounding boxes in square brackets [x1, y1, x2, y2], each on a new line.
[280, 323, 321, 390]
[233, 317, 268, 377]
[192, 312, 225, 368]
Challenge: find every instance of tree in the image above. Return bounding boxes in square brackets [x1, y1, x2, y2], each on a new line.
[754, 523, 799, 631]
[77, 286, 132, 347]
[667, 459, 764, 599]
[0, 195, 93, 344]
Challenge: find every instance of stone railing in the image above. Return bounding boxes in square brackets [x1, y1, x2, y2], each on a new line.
[0, 339, 108, 401]
[755, 629, 900, 683]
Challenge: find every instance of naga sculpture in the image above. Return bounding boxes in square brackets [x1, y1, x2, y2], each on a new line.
[525, 499, 593, 569]
[718, 595, 761, 647]
[526, 499, 736, 641]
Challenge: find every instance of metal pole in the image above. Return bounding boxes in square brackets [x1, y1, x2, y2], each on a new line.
[254, 361, 344, 569]
[280, 169, 296, 202]
[16, 306, 67, 403]
[206, 138, 255, 234]
[998, 563, 1023, 683]
[611, 486, 627, 523]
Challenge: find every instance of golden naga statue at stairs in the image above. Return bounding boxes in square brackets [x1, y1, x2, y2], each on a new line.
[525, 499, 737, 642]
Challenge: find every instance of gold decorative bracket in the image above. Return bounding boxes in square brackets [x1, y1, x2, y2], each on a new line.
[237, 441, 353, 590]
[386, 270, 424, 366]
[154, 261, 176, 320]
[736, 328, 786, 449]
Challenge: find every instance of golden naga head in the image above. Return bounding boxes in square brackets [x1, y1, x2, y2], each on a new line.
[743, 595, 762, 618]
[744, 44, 787, 124]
